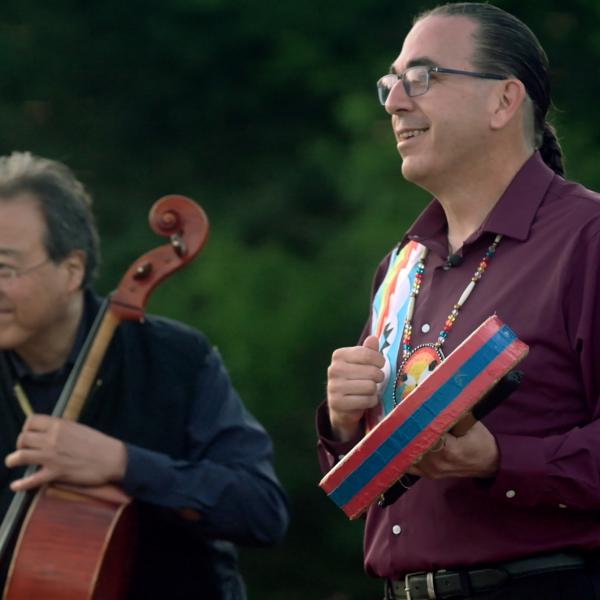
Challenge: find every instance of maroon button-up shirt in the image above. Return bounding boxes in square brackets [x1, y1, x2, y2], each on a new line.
[317, 152, 600, 577]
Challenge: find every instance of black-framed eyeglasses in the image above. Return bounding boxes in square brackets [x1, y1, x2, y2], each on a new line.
[376, 65, 506, 105]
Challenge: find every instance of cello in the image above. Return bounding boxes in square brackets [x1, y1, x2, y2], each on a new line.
[0, 195, 209, 599]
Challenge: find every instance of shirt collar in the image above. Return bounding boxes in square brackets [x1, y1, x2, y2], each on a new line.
[405, 152, 557, 249]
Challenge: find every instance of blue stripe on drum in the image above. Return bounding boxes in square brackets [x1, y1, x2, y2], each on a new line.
[328, 325, 516, 509]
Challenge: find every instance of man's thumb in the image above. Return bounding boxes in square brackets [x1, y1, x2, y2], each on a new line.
[362, 335, 380, 352]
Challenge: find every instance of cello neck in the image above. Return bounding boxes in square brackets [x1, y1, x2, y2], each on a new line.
[58, 301, 119, 422]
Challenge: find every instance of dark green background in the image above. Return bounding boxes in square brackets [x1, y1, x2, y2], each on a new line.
[1, 1, 598, 598]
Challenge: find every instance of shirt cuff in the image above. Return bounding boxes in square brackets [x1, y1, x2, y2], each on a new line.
[121, 443, 177, 503]
[483, 432, 549, 506]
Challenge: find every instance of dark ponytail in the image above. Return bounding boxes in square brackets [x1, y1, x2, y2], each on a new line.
[539, 121, 564, 177]
[416, 3, 565, 176]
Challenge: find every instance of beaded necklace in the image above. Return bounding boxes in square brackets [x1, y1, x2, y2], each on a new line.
[392, 233, 502, 405]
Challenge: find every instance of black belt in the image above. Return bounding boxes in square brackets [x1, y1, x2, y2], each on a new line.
[384, 552, 591, 600]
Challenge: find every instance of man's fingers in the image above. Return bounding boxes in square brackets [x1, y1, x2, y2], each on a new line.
[22, 414, 53, 432]
[5, 448, 44, 469]
[10, 467, 53, 492]
[338, 394, 380, 410]
[343, 365, 385, 383]
[407, 464, 424, 477]
[327, 339, 385, 443]
[328, 377, 379, 396]
[16, 431, 46, 450]
[328, 361, 384, 384]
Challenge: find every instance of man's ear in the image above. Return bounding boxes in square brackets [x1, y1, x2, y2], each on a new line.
[489, 79, 527, 131]
[64, 250, 86, 291]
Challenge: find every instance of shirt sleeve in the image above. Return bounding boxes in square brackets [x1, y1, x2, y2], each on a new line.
[484, 229, 600, 510]
[121, 345, 289, 546]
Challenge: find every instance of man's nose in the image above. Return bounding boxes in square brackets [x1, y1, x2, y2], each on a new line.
[385, 80, 413, 115]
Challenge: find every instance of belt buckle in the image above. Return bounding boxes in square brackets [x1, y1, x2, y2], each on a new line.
[403, 571, 436, 600]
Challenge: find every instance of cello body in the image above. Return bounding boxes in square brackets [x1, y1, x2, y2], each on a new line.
[4, 485, 135, 600]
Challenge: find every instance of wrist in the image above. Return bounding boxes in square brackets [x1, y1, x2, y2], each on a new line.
[329, 411, 364, 443]
[474, 436, 500, 478]
[107, 439, 128, 482]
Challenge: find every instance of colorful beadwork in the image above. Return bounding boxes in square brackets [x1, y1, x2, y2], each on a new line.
[393, 234, 502, 404]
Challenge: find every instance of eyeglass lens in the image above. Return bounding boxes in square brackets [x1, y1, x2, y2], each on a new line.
[377, 67, 430, 105]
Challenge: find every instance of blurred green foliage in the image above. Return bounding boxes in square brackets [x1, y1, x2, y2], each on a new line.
[1, 0, 599, 598]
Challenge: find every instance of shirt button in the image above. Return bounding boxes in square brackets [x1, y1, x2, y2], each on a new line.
[505, 490, 516, 499]
[421, 323, 431, 333]
[392, 524, 402, 535]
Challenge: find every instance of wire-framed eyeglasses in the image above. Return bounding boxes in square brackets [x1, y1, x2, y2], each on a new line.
[376, 65, 506, 105]
[0, 258, 52, 284]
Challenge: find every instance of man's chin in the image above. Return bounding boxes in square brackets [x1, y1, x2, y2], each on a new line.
[400, 158, 427, 185]
[0, 329, 25, 352]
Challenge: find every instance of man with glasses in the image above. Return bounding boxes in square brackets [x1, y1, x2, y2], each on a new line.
[318, 3, 600, 599]
[0, 151, 289, 598]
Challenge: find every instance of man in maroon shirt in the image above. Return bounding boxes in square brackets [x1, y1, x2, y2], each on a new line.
[318, 3, 600, 599]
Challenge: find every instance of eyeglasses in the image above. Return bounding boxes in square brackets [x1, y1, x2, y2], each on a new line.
[376, 65, 506, 105]
[0, 258, 52, 284]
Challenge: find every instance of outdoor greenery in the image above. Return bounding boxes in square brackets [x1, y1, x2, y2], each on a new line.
[1, 1, 599, 598]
